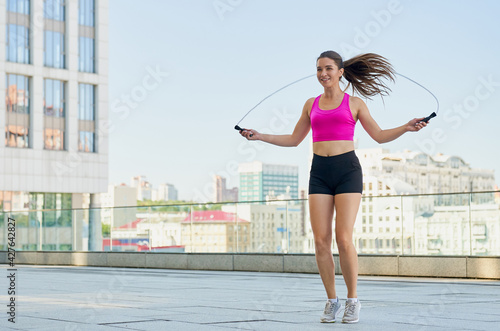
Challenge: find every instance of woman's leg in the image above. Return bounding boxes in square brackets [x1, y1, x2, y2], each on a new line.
[309, 193, 336, 299]
[334, 193, 362, 298]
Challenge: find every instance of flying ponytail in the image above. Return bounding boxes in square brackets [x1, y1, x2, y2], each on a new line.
[318, 51, 395, 99]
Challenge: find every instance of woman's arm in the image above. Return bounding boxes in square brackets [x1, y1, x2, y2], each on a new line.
[240, 98, 313, 147]
[355, 97, 427, 144]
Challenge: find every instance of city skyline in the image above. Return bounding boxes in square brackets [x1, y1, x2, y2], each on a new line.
[107, 0, 500, 201]
[114, 146, 498, 204]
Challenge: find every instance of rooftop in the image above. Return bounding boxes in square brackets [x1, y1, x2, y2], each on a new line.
[2, 265, 498, 330]
[183, 210, 249, 223]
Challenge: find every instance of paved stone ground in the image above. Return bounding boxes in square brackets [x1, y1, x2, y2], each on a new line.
[0, 265, 499, 330]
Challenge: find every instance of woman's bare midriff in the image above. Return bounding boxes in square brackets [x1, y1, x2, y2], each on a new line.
[313, 140, 355, 157]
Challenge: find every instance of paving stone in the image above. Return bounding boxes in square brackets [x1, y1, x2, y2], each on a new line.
[0, 265, 498, 331]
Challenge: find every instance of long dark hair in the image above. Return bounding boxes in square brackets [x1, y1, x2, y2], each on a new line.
[317, 51, 395, 99]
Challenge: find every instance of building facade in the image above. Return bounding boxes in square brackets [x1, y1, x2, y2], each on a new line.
[352, 148, 498, 255]
[153, 182, 178, 201]
[181, 210, 250, 253]
[213, 175, 237, 203]
[357, 148, 496, 205]
[130, 175, 152, 201]
[0, 0, 108, 250]
[100, 183, 136, 228]
[238, 161, 298, 202]
[223, 203, 305, 254]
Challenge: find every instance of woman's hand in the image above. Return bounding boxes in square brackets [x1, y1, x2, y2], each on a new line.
[406, 118, 428, 132]
[240, 128, 260, 141]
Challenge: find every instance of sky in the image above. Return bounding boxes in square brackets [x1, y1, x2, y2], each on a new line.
[108, 0, 500, 201]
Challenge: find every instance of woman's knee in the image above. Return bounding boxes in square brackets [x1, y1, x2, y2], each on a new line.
[314, 236, 333, 254]
[336, 235, 354, 252]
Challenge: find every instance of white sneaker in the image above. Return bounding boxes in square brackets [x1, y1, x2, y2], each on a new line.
[320, 300, 341, 323]
[342, 299, 361, 323]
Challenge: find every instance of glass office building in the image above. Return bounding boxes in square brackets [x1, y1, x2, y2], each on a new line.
[0, 0, 109, 244]
[238, 161, 299, 202]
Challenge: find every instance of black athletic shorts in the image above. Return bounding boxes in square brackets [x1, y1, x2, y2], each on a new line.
[308, 150, 363, 196]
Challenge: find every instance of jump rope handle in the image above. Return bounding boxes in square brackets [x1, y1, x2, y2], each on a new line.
[235, 125, 253, 137]
[419, 112, 437, 123]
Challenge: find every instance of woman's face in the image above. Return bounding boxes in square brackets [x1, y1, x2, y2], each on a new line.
[316, 57, 343, 88]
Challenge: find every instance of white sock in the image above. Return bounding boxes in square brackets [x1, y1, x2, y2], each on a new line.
[328, 297, 339, 303]
[347, 298, 358, 303]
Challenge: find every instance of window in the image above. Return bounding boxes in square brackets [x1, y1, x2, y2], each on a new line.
[78, 84, 96, 152]
[44, 79, 66, 150]
[7, 0, 30, 13]
[44, 0, 65, 20]
[44, 30, 65, 68]
[38, 193, 72, 226]
[44, 1, 66, 68]
[79, 0, 95, 72]
[6, 0, 30, 64]
[79, 0, 95, 26]
[5, 74, 30, 148]
[79, 36, 95, 72]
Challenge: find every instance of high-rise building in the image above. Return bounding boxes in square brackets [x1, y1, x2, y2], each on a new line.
[130, 175, 152, 201]
[238, 161, 298, 202]
[0, 0, 108, 250]
[154, 183, 178, 201]
[100, 183, 137, 228]
[213, 175, 237, 202]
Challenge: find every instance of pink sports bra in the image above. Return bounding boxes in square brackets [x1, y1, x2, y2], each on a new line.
[310, 93, 356, 142]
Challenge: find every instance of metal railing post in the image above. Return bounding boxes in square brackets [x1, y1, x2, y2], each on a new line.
[39, 210, 43, 251]
[72, 209, 76, 251]
[110, 208, 113, 252]
[469, 192, 473, 256]
[148, 206, 152, 252]
[286, 200, 289, 254]
[190, 205, 194, 253]
[401, 195, 404, 256]
[235, 202, 239, 253]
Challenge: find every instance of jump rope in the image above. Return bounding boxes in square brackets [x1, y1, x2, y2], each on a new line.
[234, 72, 438, 137]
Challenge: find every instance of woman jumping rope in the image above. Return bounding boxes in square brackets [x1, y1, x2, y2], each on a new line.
[240, 51, 429, 323]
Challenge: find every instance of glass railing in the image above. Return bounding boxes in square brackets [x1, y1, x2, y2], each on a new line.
[1, 191, 499, 256]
